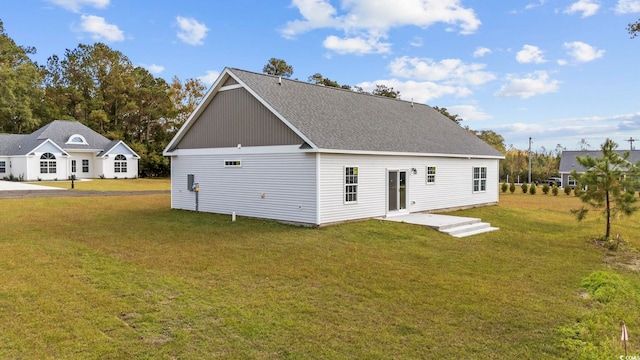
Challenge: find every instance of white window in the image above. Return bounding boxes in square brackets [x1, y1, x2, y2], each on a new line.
[82, 159, 89, 173]
[71, 160, 76, 173]
[224, 160, 241, 167]
[344, 167, 358, 203]
[114, 154, 127, 173]
[426, 166, 436, 184]
[0, 161, 5, 173]
[40, 153, 56, 174]
[473, 167, 487, 192]
[66, 134, 88, 145]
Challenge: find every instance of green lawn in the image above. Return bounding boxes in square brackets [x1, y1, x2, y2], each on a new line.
[0, 190, 638, 359]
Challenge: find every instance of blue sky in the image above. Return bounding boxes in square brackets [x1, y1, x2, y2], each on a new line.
[2, 0, 640, 152]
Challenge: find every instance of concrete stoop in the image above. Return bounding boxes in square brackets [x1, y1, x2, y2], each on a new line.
[381, 213, 499, 238]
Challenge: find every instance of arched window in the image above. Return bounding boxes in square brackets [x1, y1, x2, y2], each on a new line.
[66, 134, 88, 145]
[114, 154, 127, 173]
[40, 153, 57, 174]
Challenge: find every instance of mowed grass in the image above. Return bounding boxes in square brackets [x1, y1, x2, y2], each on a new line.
[26, 178, 170, 191]
[0, 189, 638, 359]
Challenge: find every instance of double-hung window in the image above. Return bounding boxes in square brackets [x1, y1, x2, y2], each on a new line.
[426, 166, 436, 184]
[344, 167, 358, 203]
[82, 159, 89, 173]
[473, 167, 487, 192]
[0, 161, 5, 173]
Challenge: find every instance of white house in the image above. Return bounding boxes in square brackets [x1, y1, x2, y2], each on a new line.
[0, 120, 139, 181]
[163, 68, 504, 226]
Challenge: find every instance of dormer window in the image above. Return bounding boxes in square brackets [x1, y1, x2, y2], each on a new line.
[66, 134, 88, 145]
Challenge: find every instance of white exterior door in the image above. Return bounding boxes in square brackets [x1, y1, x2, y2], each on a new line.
[388, 170, 408, 214]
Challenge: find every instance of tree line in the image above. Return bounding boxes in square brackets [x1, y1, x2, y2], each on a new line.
[1, 21, 563, 180]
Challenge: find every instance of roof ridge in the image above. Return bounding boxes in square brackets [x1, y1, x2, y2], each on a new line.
[227, 67, 427, 108]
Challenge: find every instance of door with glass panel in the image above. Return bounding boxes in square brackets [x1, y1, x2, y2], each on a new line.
[388, 170, 407, 212]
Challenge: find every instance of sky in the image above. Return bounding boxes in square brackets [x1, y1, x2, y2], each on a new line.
[2, 0, 640, 152]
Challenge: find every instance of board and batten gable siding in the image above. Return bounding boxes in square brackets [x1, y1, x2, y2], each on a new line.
[173, 87, 304, 149]
[318, 153, 499, 224]
[170, 150, 317, 225]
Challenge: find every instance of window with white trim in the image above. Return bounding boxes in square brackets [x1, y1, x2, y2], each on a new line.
[426, 166, 436, 184]
[66, 134, 88, 145]
[473, 167, 487, 192]
[224, 160, 241, 167]
[0, 161, 5, 173]
[71, 160, 76, 173]
[114, 154, 127, 173]
[344, 167, 358, 203]
[82, 159, 89, 173]
[40, 153, 56, 174]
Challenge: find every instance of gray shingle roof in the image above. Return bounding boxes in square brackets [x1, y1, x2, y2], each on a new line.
[559, 150, 640, 173]
[227, 68, 503, 158]
[0, 120, 113, 155]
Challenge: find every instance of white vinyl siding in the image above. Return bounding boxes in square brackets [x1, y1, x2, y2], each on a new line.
[318, 153, 499, 224]
[170, 150, 317, 225]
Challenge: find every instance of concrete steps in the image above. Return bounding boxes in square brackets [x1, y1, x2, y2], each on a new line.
[437, 220, 499, 238]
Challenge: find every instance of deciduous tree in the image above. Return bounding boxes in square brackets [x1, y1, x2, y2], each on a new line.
[0, 20, 43, 133]
[262, 58, 293, 78]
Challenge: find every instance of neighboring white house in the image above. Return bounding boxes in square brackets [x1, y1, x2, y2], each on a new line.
[163, 68, 504, 226]
[0, 120, 139, 181]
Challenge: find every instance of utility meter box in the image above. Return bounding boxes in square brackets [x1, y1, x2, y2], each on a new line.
[187, 174, 194, 191]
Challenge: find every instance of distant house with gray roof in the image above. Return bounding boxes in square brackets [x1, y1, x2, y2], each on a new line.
[0, 120, 139, 181]
[163, 68, 504, 226]
[559, 149, 640, 187]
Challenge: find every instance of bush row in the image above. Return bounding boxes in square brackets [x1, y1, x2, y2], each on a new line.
[501, 182, 575, 196]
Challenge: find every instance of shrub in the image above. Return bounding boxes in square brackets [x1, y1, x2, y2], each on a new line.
[501, 182, 508, 193]
[542, 183, 550, 194]
[529, 184, 537, 195]
[509, 183, 516, 194]
[521, 183, 528, 193]
[564, 185, 571, 195]
[552, 186, 559, 196]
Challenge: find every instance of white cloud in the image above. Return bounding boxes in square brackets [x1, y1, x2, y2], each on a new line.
[473, 47, 491, 58]
[282, 0, 481, 54]
[176, 16, 209, 46]
[389, 56, 496, 86]
[323, 35, 391, 55]
[516, 45, 546, 64]
[47, 0, 109, 12]
[356, 79, 470, 103]
[79, 15, 124, 42]
[198, 70, 220, 86]
[524, 0, 547, 10]
[409, 37, 424, 47]
[446, 105, 492, 121]
[615, 0, 640, 14]
[563, 41, 605, 62]
[495, 71, 560, 99]
[564, 0, 600, 17]
[141, 64, 164, 74]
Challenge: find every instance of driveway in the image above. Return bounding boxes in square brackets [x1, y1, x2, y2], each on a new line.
[0, 180, 169, 199]
[0, 180, 65, 191]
